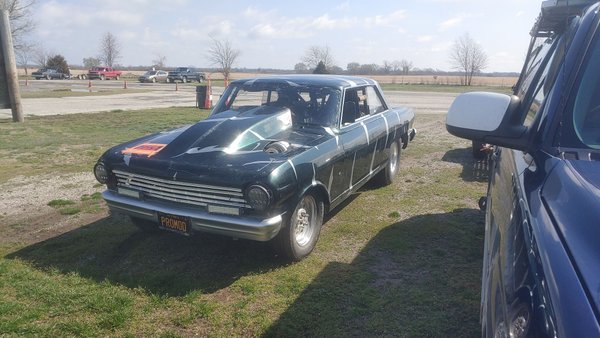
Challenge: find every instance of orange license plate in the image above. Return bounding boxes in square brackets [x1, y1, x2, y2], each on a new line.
[158, 212, 190, 236]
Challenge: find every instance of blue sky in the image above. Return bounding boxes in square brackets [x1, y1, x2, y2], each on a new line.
[32, 0, 542, 72]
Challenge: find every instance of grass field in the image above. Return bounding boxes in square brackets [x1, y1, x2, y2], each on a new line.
[0, 107, 488, 336]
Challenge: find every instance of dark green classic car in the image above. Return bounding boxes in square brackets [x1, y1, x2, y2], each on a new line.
[94, 75, 416, 260]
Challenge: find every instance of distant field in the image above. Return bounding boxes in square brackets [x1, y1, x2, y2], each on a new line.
[18, 68, 517, 87]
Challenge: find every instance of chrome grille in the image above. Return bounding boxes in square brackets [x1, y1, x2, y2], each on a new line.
[113, 170, 249, 209]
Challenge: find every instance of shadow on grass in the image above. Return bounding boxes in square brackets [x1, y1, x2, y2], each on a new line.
[7, 215, 287, 296]
[442, 147, 490, 182]
[265, 208, 484, 337]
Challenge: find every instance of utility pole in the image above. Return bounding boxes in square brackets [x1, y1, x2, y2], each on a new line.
[0, 10, 24, 122]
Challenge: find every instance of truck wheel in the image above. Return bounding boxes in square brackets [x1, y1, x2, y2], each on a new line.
[374, 140, 401, 186]
[115, 75, 120, 80]
[472, 140, 486, 159]
[273, 193, 323, 261]
[100, 74, 105, 81]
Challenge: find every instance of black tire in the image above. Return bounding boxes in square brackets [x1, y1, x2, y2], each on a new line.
[130, 216, 159, 232]
[274, 194, 323, 261]
[375, 140, 401, 186]
[472, 140, 486, 159]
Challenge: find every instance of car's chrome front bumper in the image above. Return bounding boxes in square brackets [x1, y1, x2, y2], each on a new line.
[103, 190, 283, 241]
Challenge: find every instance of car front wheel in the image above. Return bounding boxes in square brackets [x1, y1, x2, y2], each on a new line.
[274, 194, 323, 261]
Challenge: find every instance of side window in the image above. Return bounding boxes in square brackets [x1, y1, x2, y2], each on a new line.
[342, 86, 388, 125]
[365, 86, 385, 114]
[572, 35, 600, 149]
[520, 37, 561, 126]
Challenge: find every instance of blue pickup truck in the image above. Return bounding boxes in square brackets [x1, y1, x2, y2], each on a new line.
[166, 67, 205, 83]
[447, 0, 600, 336]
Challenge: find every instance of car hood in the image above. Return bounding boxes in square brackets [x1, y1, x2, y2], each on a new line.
[102, 106, 329, 186]
[542, 159, 600, 313]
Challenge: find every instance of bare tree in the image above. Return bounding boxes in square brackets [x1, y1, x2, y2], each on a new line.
[15, 40, 34, 74]
[302, 45, 334, 70]
[83, 57, 101, 68]
[381, 60, 393, 74]
[207, 37, 241, 82]
[1, 0, 36, 52]
[152, 54, 166, 68]
[399, 59, 413, 75]
[99, 32, 121, 67]
[449, 33, 488, 86]
[32, 44, 51, 67]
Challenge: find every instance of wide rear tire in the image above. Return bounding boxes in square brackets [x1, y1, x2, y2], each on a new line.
[273, 194, 323, 261]
[375, 140, 401, 186]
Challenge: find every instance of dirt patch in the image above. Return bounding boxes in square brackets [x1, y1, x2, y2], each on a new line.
[0, 172, 105, 245]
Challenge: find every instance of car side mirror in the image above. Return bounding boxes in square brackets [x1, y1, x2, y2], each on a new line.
[446, 92, 528, 151]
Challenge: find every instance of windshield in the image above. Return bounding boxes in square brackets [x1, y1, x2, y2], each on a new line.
[144, 71, 157, 76]
[570, 35, 600, 149]
[175, 68, 187, 72]
[212, 82, 342, 128]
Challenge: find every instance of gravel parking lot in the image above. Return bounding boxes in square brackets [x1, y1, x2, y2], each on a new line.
[0, 80, 456, 119]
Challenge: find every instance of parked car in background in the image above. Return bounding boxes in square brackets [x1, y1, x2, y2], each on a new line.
[446, 1, 600, 336]
[93, 75, 416, 261]
[166, 67, 205, 83]
[32, 68, 64, 80]
[138, 70, 168, 83]
[88, 66, 122, 80]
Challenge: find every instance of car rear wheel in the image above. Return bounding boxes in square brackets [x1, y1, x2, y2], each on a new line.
[375, 140, 401, 186]
[274, 194, 323, 261]
[130, 216, 159, 232]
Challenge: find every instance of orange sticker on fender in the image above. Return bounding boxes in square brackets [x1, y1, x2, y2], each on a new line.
[121, 143, 166, 157]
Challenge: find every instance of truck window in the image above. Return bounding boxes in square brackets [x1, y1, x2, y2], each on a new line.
[572, 35, 600, 149]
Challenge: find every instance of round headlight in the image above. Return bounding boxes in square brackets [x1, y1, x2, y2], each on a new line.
[246, 185, 272, 211]
[94, 163, 108, 184]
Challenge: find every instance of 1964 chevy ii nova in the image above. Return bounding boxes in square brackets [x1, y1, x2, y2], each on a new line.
[94, 75, 416, 260]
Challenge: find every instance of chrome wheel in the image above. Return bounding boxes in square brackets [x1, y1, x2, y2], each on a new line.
[389, 141, 399, 176]
[274, 193, 323, 261]
[293, 195, 317, 247]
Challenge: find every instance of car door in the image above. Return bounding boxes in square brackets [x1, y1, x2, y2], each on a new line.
[329, 86, 387, 200]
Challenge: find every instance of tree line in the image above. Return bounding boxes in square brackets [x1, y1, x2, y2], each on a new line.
[4, 0, 488, 86]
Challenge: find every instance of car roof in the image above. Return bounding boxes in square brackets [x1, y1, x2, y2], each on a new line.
[230, 75, 379, 89]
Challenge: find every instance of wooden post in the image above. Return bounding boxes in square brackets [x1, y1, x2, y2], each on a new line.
[0, 10, 24, 122]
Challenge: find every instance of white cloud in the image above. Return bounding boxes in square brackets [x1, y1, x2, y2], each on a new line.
[417, 35, 434, 43]
[439, 17, 463, 31]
